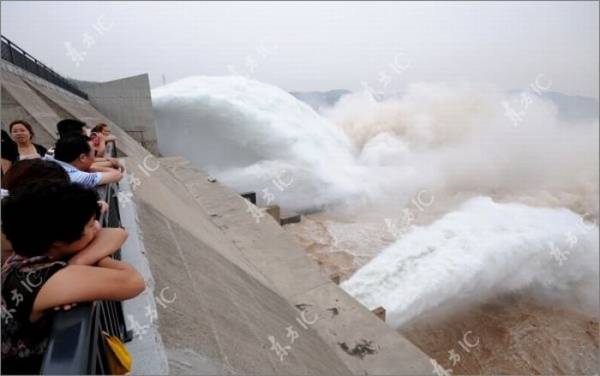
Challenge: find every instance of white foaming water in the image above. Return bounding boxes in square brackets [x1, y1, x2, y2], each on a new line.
[153, 76, 598, 323]
[152, 76, 362, 211]
[153, 77, 598, 215]
[341, 196, 600, 326]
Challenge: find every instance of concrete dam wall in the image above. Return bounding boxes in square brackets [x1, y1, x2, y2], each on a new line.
[1, 60, 432, 375]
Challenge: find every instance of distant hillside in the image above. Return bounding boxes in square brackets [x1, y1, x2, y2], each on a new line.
[509, 89, 599, 121]
[290, 89, 351, 111]
[540, 91, 599, 121]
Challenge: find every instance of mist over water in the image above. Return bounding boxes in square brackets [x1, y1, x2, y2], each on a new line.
[153, 76, 599, 324]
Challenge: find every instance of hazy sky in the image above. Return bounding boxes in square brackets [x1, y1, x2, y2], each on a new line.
[1, 1, 598, 99]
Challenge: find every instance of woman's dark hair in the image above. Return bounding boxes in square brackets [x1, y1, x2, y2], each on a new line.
[3, 159, 69, 193]
[56, 119, 86, 138]
[9, 120, 34, 140]
[54, 135, 92, 163]
[1, 181, 100, 257]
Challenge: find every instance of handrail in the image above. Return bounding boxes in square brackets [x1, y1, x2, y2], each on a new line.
[1, 35, 89, 100]
[41, 140, 130, 374]
[40, 302, 106, 374]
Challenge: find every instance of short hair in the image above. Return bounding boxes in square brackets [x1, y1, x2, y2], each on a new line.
[1, 181, 100, 257]
[54, 135, 92, 163]
[57, 119, 86, 138]
[3, 159, 69, 193]
[92, 123, 108, 133]
[9, 120, 35, 139]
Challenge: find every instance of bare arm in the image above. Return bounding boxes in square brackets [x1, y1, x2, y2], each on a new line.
[97, 169, 123, 185]
[68, 228, 128, 266]
[31, 261, 145, 319]
[92, 158, 125, 173]
[92, 161, 111, 168]
[96, 256, 134, 270]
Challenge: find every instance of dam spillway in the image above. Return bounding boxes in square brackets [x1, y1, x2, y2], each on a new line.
[0, 54, 433, 374]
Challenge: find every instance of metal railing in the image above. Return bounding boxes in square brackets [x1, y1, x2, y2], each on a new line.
[41, 302, 110, 374]
[1, 35, 89, 100]
[41, 141, 131, 374]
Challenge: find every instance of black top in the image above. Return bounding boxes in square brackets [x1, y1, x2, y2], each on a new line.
[2, 143, 47, 163]
[1, 132, 18, 162]
[1, 255, 66, 374]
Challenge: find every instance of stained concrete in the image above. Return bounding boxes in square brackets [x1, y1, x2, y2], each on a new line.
[1, 59, 433, 375]
[159, 156, 433, 375]
[77, 74, 159, 155]
[0, 62, 61, 146]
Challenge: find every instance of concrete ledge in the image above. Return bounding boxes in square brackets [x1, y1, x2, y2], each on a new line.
[265, 205, 281, 223]
[281, 212, 302, 226]
[159, 156, 433, 375]
[118, 176, 169, 375]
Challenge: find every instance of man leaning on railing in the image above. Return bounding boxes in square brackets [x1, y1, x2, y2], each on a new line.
[46, 135, 122, 188]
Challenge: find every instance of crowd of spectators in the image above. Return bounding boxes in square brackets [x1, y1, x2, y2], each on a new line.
[1, 119, 145, 374]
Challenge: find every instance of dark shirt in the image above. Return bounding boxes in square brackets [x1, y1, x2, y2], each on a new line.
[1, 138, 18, 162]
[14, 144, 48, 161]
[1, 255, 66, 374]
[1, 143, 47, 162]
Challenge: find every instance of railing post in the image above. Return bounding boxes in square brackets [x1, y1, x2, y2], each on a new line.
[8, 39, 15, 64]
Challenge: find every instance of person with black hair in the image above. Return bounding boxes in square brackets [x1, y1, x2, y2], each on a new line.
[8, 120, 47, 162]
[3, 158, 69, 193]
[1, 159, 71, 264]
[1, 181, 145, 374]
[0, 159, 109, 264]
[53, 119, 125, 170]
[56, 118, 87, 139]
[48, 135, 122, 187]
